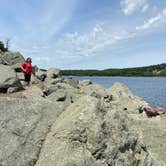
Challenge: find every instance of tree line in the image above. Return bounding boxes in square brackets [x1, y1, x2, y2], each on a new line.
[0, 40, 10, 52]
[62, 63, 166, 77]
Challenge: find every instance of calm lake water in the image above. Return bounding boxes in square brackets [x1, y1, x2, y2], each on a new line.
[71, 76, 166, 108]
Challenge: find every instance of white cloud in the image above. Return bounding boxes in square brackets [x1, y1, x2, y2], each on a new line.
[136, 9, 166, 30]
[1, 0, 165, 69]
[34, 56, 51, 63]
[121, 0, 149, 15]
[0, 0, 78, 49]
[50, 8, 166, 65]
[38, 0, 78, 39]
[52, 24, 136, 61]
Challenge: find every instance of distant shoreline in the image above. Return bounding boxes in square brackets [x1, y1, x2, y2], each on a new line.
[61, 63, 166, 77]
[63, 75, 166, 77]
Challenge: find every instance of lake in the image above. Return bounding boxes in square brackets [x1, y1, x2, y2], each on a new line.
[71, 76, 166, 108]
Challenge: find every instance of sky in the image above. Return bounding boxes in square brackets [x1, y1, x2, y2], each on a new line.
[0, 0, 166, 69]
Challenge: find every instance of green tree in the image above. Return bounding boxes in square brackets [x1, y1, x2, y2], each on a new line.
[0, 41, 8, 52]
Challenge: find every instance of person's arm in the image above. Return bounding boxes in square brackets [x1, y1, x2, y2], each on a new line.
[20, 63, 26, 73]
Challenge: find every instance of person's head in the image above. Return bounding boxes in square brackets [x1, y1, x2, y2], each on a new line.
[26, 57, 32, 63]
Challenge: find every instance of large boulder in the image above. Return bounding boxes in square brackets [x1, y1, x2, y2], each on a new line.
[130, 115, 166, 165]
[36, 95, 165, 166]
[80, 83, 108, 98]
[64, 78, 79, 88]
[48, 89, 67, 102]
[104, 108, 164, 166]
[46, 82, 84, 108]
[36, 96, 105, 166]
[79, 79, 92, 87]
[44, 77, 64, 87]
[47, 68, 61, 79]
[0, 52, 25, 66]
[0, 64, 22, 92]
[107, 82, 149, 113]
[0, 97, 64, 166]
[0, 76, 165, 166]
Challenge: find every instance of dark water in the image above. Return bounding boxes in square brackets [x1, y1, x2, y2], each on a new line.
[72, 76, 166, 108]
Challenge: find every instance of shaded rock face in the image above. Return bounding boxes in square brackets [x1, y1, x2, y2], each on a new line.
[0, 64, 22, 92]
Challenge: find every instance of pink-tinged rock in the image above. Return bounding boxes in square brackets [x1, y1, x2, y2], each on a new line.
[144, 107, 166, 117]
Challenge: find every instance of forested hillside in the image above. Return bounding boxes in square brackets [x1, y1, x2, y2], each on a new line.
[62, 63, 166, 76]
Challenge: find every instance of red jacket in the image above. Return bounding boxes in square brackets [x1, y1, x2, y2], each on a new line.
[21, 61, 32, 75]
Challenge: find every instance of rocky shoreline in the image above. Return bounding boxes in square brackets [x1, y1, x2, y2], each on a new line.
[0, 52, 166, 166]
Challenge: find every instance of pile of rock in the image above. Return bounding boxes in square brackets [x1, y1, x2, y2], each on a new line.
[0, 51, 166, 166]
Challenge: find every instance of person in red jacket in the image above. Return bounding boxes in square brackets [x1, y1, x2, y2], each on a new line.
[21, 57, 32, 86]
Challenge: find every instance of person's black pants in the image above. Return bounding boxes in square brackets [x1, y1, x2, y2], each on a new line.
[24, 74, 31, 82]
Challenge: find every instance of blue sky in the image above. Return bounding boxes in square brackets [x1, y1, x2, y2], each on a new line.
[0, 0, 166, 69]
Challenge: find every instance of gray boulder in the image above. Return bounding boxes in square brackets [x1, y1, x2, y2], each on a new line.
[0, 97, 64, 166]
[130, 114, 166, 165]
[36, 94, 165, 166]
[0, 52, 25, 65]
[104, 108, 162, 166]
[0, 76, 165, 166]
[79, 80, 92, 86]
[47, 68, 61, 79]
[0, 64, 22, 92]
[80, 83, 108, 98]
[36, 96, 104, 166]
[44, 77, 64, 86]
[48, 89, 67, 101]
[64, 78, 79, 88]
[107, 82, 149, 113]
[46, 83, 83, 107]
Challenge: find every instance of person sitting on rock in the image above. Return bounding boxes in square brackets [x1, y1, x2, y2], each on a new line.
[21, 57, 32, 86]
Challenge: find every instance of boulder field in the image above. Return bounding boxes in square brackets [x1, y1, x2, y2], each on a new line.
[0, 52, 166, 166]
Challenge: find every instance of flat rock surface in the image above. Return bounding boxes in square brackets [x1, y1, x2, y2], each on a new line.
[0, 97, 64, 166]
